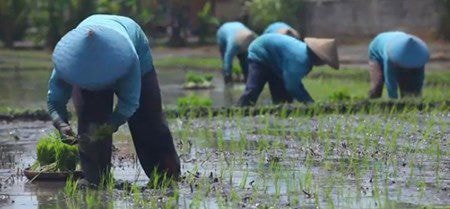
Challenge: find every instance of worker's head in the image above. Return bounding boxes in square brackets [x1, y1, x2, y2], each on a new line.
[277, 28, 301, 40]
[52, 25, 136, 90]
[304, 37, 339, 70]
[387, 34, 429, 69]
[236, 29, 257, 53]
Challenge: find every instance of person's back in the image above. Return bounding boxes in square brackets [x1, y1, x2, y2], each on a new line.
[239, 34, 339, 106]
[368, 31, 429, 98]
[216, 22, 256, 83]
[263, 22, 300, 39]
[248, 34, 310, 78]
[217, 22, 247, 44]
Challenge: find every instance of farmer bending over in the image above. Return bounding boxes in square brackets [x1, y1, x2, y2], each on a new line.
[237, 34, 339, 106]
[217, 22, 257, 83]
[263, 22, 301, 40]
[47, 14, 180, 186]
[368, 31, 429, 99]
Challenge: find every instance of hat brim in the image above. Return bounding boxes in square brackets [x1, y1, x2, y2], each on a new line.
[277, 28, 300, 39]
[235, 30, 257, 52]
[305, 37, 339, 70]
[387, 35, 429, 69]
[53, 25, 137, 90]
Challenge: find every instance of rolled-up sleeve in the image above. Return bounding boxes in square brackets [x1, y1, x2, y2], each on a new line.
[47, 69, 72, 122]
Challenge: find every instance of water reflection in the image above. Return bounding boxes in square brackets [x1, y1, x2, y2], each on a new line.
[0, 69, 271, 109]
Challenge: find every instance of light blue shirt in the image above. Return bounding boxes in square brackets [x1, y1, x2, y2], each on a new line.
[47, 15, 153, 126]
[248, 34, 314, 103]
[263, 22, 294, 34]
[369, 31, 425, 98]
[217, 22, 251, 76]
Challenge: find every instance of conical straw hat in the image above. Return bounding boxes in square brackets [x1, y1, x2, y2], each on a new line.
[53, 25, 136, 90]
[277, 28, 300, 39]
[235, 29, 257, 52]
[304, 37, 339, 70]
[387, 34, 429, 69]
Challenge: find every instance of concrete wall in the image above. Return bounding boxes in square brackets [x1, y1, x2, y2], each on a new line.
[213, 0, 444, 40]
[299, 0, 443, 40]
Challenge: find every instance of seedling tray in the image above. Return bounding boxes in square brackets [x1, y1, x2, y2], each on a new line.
[24, 167, 83, 181]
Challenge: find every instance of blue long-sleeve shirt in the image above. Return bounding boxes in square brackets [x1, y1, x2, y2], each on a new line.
[47, 14, 153, 126]
[369, 31, 425, 99]
[248, 34, 314, 103]
[217, 22, 252, 76]
[263, 22, 294, 34]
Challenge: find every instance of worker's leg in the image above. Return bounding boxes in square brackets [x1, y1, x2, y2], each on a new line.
[72, 87, 114, 185]
[268, 75, 294, 104]
[398, 68, 424, 98]
[127, 70, 180, 181]
[237, 52, 249, 82]
[368, 60, 385, 98]
[219, 41, 226, 61]
[237, 60, 269, 106]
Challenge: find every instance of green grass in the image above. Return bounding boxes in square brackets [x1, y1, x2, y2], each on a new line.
[0, 49, 53, 70]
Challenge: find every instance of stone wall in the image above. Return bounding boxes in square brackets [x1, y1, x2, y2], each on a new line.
[299, 0, 444, 40]
[213, 0, 445, 40]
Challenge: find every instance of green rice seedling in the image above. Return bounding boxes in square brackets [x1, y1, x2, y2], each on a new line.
[64, 175, 79, 197]
[55, 143, 78, 171]
[36, 134, 59, 165]
[177, 93, 213, 108]
[99, 172, 115, 193]
[85, 189, 97, 209]
[35, 133, 79, 171]
[130, 183, 142, 205]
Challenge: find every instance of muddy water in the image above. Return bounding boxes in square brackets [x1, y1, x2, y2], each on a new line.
[0, 69, 277, 110]
[0, 113, 449, 208]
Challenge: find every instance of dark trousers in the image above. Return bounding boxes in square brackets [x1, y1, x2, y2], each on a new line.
[369, 61, 423, 98]
[73, 70, 180, 184]
[237, 52, 249, 81]
[396, 68, 423, 97]
[238, 60, 293, 106]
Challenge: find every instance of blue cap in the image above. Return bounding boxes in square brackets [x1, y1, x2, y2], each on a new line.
[52, 25, 136, 90]
[387, 35, 429, 69]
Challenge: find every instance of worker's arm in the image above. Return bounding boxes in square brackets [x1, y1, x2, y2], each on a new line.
[282, 69, 314, 104]
[223, 41, 239, 83]
[368, 60, 384, 98]
[111, 60, 141, 131]
[384, 61, 399, 99]
[47, 69, 75, 137]
[135, 27, 154, 72]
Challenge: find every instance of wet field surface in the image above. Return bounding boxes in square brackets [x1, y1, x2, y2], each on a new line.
[0, 44, 449, 208]
[1, 43, 450, 110]
[0, 112, 448, 208]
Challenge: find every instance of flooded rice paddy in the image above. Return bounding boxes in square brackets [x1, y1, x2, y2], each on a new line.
[0, 46, 449, 208]
[0, 111, 448, 208]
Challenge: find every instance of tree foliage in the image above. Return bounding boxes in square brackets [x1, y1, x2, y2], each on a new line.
[245, 0, 303, 33]
[0, 0, 30, 47]
[197, 1, 220, 44]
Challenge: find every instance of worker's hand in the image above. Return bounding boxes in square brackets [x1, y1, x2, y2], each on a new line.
[59, 123, 76, 138]
[52, 117, 75, 138]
